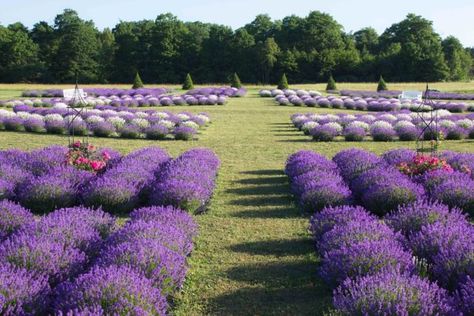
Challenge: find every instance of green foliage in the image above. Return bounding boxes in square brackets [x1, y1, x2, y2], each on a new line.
[326, 75, 337, 91]
[230, 73, 242, 88]
[182, 73, 194, 90]
[377, 75, 388, 91]
[277, 73, 289, 90]
[132, 72, 144, 89]
[0, 10, 471, 83]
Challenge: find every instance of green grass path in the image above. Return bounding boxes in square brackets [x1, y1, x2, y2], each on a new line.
[0, 88, 472, 315]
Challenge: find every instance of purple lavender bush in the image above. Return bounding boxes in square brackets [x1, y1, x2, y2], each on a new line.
[455, 276, 474, 314]
[53, 265, 168, 315]
[95, 239, 186, 296]
[333, 270, 456, 315]
[0, 263, 51, 315]
[149, 148, 219, 213]
[130, 206, 198, 240]
[309, 205, 375, 244]
[0, 232, 87, 285]
[319, 239, 414, 286]
[106, 219, 193, 256]
[0, 200, 33, 241]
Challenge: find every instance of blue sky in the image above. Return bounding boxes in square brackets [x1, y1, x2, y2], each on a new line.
[1, 0, 473, 46]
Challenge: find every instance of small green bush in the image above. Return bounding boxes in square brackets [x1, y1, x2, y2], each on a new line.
[182, 73, 194, 90]
[132, 72, 144, 89]
[377, 75, 388, 91]
[277, 73, 289, 90]
[326, 75, 337, 91]
[230, 73, 242, 88]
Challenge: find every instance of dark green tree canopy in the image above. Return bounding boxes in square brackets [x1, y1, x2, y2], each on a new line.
[0, 10, 471, 83]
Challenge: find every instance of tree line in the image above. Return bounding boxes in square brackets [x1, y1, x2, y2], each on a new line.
[0, 9, 472, 84]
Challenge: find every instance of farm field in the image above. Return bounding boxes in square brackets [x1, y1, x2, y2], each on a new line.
[0, 85, 473, 315]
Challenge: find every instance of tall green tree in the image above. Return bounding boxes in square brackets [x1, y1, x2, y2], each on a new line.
[51, 9, 100, 82]
[257, 37, 280, 84]
[378, 14, 449, 81]
[0, 23, 40, 82]
[442, 36, 472, 81]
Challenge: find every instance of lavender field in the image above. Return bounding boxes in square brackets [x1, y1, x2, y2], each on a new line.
[0, 85, 473, 315]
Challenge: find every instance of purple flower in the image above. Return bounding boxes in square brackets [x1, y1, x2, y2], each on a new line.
[96, 239, 186, 295]
[24, 118, 45, 133]
[317, 220, 401, 254]
[145, 124, 169, 140]
[381, 148, 416, 166]
[309, 205, 375, 243]
[91, 121, 116, 137]
[130, 206, 198, 240]
[45, 119, 66, 134]
[0, 200, 33, 241]
[149, 149, 219, 213]
[285, 150, 338, 179]
[3, 116, 24, 131]
[107, 219, 193, 256]
[173, 126, 196, 141]
[432, 229, 474, 290]
[371, 126, 396, 141]
[320, 239, 415, 286]
[407, 221, 474, 266]
[17, 166, 92, 213]
[455, 276, 474, 314]
[397, 125, 419, 141]
[431, 177, 474, 216]
[310, 125, 338, 141]
[385, 200, 468, 238]
[0, 232, 87, 285]
[0, 263, 51, 315]
[343, 126, 365, 141]
[333, 270, 456, 315]
[53, 265, 168, 315]
[332, 148, 380, 182]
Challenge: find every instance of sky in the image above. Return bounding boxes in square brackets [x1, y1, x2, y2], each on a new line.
[1, 0, 473, 46]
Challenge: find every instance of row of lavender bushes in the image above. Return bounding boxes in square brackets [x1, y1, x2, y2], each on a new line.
[285, 148, 474, 314]
[291, 111, 474, 142]
[0, 145, 220, 313]
[0, 146, 220, 214]
[0, 107, 211, 141]
[341, 89, 474, 101]
[260, 89, 474, 113]
[0, 201, 198, 314]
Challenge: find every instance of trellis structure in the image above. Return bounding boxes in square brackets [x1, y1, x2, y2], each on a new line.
[66, 77, 89, 146]
[415, 85, 439, 156]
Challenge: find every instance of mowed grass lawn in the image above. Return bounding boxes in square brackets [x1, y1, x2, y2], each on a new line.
[0, 85, 473, 315]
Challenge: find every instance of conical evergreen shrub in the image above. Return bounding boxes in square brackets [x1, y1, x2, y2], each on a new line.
[277, 73, 289, 90]
[326, 75, 337, 91]
[231, 73, 242, 88]
[182, 73, 194, 90]
[132, 72, 144, 89]
[377, 75, 388, 91]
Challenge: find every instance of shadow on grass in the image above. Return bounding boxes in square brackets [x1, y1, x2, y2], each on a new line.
[226, 183, 288, 196]
[277, 138, 312, 143]
[230, 207, 301, 219]
[274, 133, 302, 137]
[240, 169, 283, 176]
[268, 122, 292, 126]
[236, 176, 288, 185]
[208, 261, 332, 315]
[228, 238, 312, 257]
[229, 195, 293, 207]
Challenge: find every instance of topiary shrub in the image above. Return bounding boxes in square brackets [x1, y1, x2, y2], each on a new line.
[182, 73, 194, 90]
[326, 75, 337, 91]
[377, 75, 388, 91]
[277, 73, 289, 90]
[230, 72, 242, 88]
[132, 72, 144, 89]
